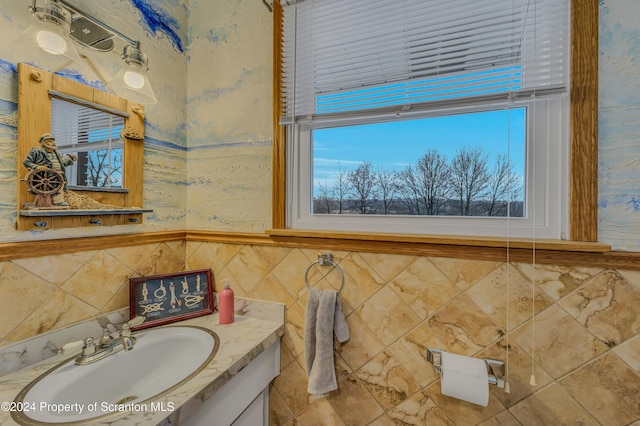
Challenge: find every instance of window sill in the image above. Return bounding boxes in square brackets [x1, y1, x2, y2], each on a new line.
[67, 186, 129, 193]
[265, 229, 611, 253]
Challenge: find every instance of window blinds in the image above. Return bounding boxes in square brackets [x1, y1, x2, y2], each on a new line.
[51, 97, 124, 153]
[281, 0, 569, 120]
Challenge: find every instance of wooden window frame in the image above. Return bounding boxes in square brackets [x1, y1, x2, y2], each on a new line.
[271, 0, 599, 243]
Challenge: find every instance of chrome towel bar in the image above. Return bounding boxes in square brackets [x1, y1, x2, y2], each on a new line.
[304, 253, 345, 295]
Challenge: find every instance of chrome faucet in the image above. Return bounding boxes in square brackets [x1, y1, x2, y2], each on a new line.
[118, 322, 136, 351]
[73, 316, 145, 365]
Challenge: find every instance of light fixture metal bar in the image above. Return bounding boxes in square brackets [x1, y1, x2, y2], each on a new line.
[55, 0, 140, 48]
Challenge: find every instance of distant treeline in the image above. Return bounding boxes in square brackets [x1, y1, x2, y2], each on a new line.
[314, 146, 524, 217]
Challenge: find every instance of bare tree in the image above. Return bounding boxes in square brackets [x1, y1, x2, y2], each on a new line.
[376, 168, 400, 214]
[397, 165, 423, 215]
[415, 150, 451, 215]
[332, 162, 350, 214]
[450, 146, 490, 215]
[348, 161, 376, 214]
[313, 147, 524, 218]
[315, 179, 333, 213]
[85, 149, 122, 187]
[486, 154, 523, 216]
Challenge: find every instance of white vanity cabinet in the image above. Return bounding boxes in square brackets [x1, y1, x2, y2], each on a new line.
[0, 302, 285, 426]
[181, 339, 280, 426]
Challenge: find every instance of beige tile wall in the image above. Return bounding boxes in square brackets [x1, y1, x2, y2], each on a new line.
[0, 241, 186, 345]
[184, 243, 640, 426]
[2, 240, 640, 425]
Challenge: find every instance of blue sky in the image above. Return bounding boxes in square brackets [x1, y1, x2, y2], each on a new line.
[312, 108, 526, 190]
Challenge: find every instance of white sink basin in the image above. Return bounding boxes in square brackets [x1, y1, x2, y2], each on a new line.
[12, 325, 219, 425]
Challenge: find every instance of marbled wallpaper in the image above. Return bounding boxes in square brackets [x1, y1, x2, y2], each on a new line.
[0, 0, 190, 241]
[598, 0, 640, 250]
[185, 0, 273, 231]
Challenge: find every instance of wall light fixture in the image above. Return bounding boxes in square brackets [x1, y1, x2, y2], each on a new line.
[15, 0, 83, 72]
[106, 44, 156, 105]
[20, 0, 157, 104]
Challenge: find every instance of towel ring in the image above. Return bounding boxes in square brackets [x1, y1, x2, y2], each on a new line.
[304, 253, 345, 295]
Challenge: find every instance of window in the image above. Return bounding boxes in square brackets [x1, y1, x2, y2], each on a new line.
[280, 0, 570, 239]
[51, 97, 125, 188]
[312, 108, 527, 218]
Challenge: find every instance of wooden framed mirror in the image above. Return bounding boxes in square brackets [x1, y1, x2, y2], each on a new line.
[16, 63, 151, 231]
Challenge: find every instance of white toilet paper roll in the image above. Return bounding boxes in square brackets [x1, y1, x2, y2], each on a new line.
[440, 351, 489, 407]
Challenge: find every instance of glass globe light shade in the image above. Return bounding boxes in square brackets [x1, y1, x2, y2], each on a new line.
[123, 71, 146, 89]
[35, 28, 67, 54]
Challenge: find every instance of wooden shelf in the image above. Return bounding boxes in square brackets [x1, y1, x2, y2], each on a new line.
[18, 208, 152, 230]
[20, 208, 152, 217]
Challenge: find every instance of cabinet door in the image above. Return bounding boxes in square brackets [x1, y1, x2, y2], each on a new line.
[180, 340, 280, 426]
[231, 390, 266, 426]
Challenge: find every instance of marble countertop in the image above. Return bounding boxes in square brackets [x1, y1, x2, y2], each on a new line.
[0, 299, 285, 425]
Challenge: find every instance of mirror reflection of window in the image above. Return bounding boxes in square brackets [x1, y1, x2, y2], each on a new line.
[51, 97, 124, 188]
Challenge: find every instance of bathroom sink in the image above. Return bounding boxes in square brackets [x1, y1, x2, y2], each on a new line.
[12, 325, 219, 425]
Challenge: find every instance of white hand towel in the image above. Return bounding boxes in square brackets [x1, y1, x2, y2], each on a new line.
[304, 288, 350, 395]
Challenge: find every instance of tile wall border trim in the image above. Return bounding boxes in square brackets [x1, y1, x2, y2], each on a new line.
[0, 231, 186, 261]
[1, 230, 638, 270]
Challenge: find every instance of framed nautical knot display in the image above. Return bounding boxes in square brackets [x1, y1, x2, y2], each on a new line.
[129, 269, 215, 329]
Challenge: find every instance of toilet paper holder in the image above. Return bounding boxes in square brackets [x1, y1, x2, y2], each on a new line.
[426, 348, 505, 389]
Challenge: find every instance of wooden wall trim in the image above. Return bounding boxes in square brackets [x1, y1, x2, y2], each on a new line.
[266, 236, 640, 271]
[186, 231, 273, 245]
[266, 229, 610, 252]
[0, 231, 185, 262]
[186, 231, 640, 271]
[2, 230, 639, 271]
[570, 0, 599, 241]
[271, 1, 286, 229]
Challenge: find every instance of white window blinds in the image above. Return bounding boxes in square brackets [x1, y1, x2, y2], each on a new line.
[281, 0, 569, 120]
[51, 97, 125, 152]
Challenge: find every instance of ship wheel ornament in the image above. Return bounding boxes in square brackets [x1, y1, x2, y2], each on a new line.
[22, 167, 65, 208]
